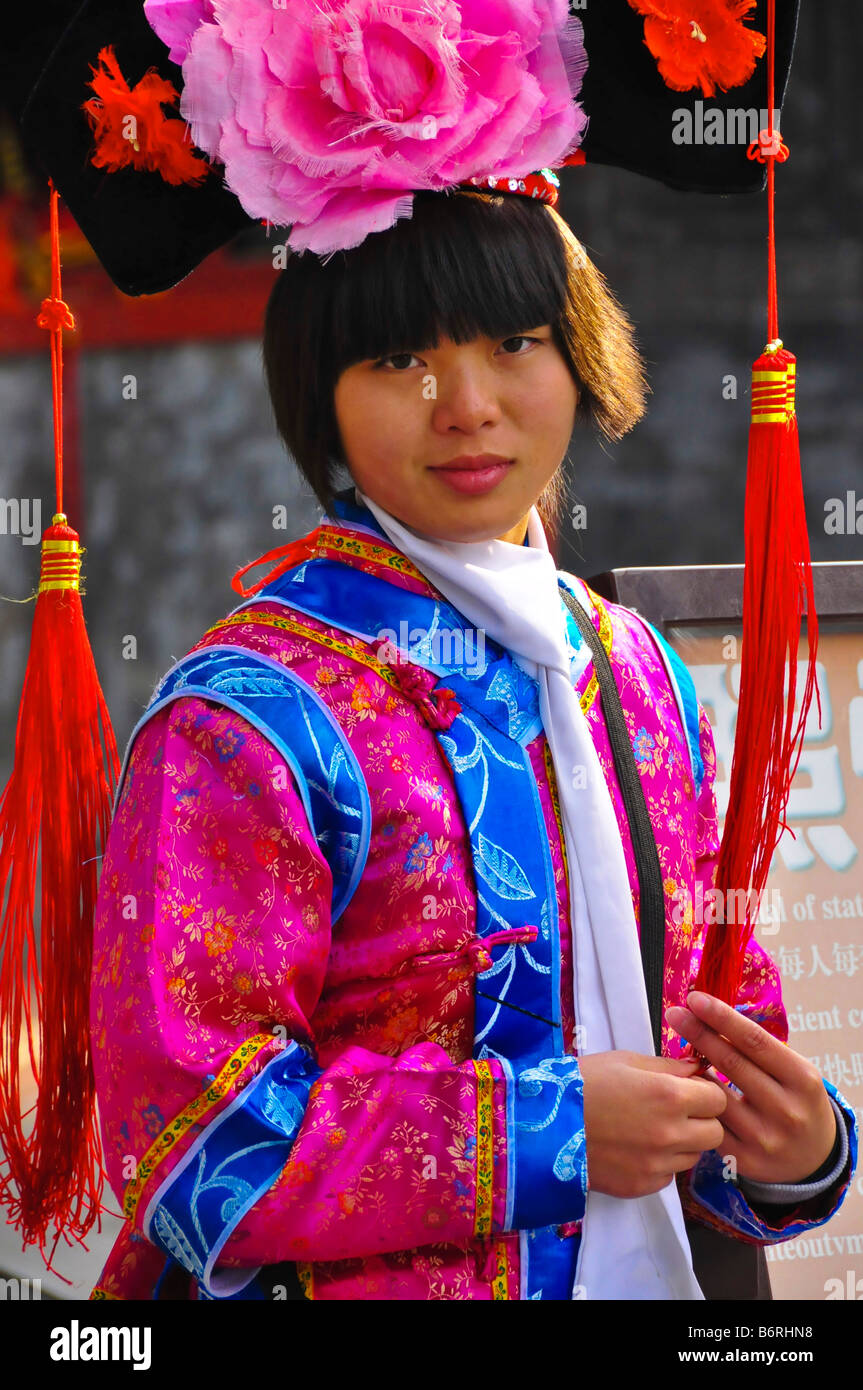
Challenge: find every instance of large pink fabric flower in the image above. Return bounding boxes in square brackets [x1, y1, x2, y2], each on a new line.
[142, 0, 588, 254]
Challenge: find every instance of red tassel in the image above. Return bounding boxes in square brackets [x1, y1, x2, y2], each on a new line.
[695, 343, 819, 1004]
[0, 184, 119, 1261]
[689, 0, 820, 1007]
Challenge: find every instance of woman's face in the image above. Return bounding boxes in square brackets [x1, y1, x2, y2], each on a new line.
[333, 325, 579, 544]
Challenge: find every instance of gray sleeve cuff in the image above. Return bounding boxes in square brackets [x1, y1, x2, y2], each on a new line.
[735, 1096, 849, 1205]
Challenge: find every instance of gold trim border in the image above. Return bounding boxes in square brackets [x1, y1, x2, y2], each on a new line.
[315, 527, 432, 587]
[472, 1059, 495, 1237]
[123, 1032, 278, 1223]
[205, 609, 404, 694]
[491, 1240, 510, 1300]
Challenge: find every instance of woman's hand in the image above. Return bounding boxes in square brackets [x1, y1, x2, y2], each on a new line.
[666, 990, 838, 1185]
[579, 1050, 728, 1198]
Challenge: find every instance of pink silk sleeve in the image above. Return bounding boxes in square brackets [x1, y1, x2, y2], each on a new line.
[92, 695, 508, 1276]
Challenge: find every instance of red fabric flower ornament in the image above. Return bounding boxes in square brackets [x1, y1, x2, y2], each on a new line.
[626, 0, 766, 97]
[387, 661, 462, 730]
[82, 45, 213, 185]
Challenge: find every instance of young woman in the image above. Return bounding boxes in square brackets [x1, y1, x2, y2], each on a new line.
[88, 189, 855, 1302]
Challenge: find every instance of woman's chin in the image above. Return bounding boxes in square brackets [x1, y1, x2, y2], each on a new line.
[353, 473, 534, 545]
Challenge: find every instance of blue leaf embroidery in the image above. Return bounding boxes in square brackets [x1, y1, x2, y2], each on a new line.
[474, 831, 533, 901]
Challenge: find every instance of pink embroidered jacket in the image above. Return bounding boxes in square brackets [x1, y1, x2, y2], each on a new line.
[89, 517, 855, 1301]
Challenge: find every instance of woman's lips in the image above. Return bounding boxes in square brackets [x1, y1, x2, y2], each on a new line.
[428, 459, 515, 495]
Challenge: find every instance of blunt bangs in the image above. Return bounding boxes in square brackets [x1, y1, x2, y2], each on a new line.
[320, 189, 570, 374]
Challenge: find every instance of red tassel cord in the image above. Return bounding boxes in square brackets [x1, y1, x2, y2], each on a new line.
[231, 528, 323, 598]
[694, 0, 821, 1006]
[0, 183, 120, 1260]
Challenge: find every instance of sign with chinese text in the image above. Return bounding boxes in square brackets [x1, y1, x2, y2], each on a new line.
[671, 622, 863, 1301]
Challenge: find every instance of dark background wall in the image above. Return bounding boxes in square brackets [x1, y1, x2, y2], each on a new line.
[1, 0, 860, 767]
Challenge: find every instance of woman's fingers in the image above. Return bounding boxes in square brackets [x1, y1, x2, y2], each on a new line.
[671, 1153, 710, 1171]
[712, 1088, 761, 1145]
[683, 1117, 727, 1152]
[681, 992, 800, 1086]
[666, 1000, 786, 1108]
[680, 1074, 729, 1118]
[676, 1064, 761, 1154]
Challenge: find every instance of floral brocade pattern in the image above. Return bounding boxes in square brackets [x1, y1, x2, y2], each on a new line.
[90, 533, 819, 1302]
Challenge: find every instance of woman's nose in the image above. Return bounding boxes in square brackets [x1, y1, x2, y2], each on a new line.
[429, 364, 503, 434]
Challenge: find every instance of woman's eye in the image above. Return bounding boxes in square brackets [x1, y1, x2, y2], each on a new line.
[375, 351, 421, 371]
[500, 335, 540, 354]
[374, 335, 541, 370]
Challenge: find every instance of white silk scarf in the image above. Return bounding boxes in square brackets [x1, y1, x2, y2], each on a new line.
[354, 485, 704, 1301]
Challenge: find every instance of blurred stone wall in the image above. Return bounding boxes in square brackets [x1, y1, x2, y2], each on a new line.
[1, 0, 860, 772]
